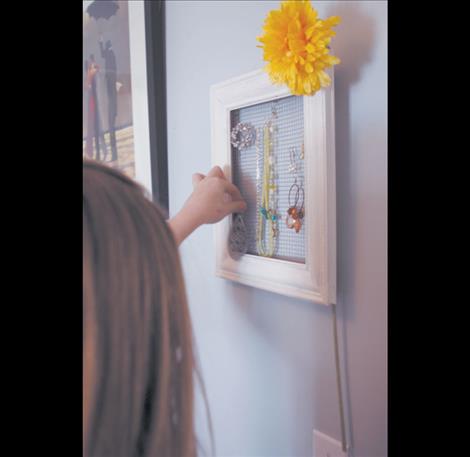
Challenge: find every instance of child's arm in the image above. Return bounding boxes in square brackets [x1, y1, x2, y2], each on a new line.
[168, 166, 246, 246]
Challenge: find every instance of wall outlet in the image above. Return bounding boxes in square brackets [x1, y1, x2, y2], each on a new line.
[313, 429, 348, 457]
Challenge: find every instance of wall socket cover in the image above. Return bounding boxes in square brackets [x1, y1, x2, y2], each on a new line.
[313, 429, 348, 457]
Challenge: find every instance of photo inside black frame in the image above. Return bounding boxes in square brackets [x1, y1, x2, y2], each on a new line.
[83, 0, 135, 178]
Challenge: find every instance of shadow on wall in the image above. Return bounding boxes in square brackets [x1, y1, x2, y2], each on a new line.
[327, 0, 375, 318]
[326, 3, 375, 455]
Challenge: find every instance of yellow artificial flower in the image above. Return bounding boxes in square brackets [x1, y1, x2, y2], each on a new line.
[257, 0, 341, 96]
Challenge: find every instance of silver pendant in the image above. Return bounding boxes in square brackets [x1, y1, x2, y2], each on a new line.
[229, 213, 247, 257]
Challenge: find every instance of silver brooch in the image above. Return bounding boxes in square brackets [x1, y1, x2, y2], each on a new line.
[231, 122, 256, 150]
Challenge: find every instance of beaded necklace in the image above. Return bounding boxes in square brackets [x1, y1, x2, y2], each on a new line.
[256, 107, 278, 257]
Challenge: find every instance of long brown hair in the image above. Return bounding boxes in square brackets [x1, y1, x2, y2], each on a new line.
[83, 160, 196, 457]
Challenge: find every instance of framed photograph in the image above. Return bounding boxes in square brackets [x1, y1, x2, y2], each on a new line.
[82, 0, 168, 210]
[210, 69, 336, 305]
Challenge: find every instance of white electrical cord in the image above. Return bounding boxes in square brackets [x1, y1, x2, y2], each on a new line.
[332, 303, 351, 454]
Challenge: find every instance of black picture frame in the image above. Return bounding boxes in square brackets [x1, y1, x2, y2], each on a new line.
[145, 0, 169, 213]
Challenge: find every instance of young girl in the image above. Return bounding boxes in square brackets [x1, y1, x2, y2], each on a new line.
[83, 160, 246, 456]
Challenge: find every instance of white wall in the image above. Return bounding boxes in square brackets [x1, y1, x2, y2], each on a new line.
[165, 1, 387, 456]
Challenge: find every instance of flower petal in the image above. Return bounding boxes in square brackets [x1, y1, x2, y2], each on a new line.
[305, 43, 315, 53]
[318, 70, 331, 87]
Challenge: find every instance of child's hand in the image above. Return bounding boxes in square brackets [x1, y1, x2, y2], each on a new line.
[189, 166, 247, 224]
[169, 166, 247, 245]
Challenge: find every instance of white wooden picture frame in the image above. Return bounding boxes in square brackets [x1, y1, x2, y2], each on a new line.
[210, 69, 336, 305]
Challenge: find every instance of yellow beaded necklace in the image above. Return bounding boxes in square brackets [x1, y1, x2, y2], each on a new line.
[256, 116, 278, 257]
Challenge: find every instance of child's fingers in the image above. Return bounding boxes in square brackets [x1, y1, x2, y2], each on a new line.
[221, 180, 244, 202]
[207, 166, 225, 179]
[226, 200, 247, 214]
[192, 173, 205, 188]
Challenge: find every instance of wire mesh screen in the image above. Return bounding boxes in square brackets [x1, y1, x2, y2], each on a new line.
[231, 95, 306, 263]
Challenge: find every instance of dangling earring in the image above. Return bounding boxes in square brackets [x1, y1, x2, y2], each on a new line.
[286, 147, 305, 233]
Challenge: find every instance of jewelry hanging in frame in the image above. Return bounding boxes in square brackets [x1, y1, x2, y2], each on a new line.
[286, 146, 305, 234]
[228, 213, 248, 256]
[228, 122, 256, 258]
[230, 122, 256, 151]
[256, 102, 279, 257]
